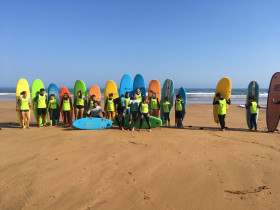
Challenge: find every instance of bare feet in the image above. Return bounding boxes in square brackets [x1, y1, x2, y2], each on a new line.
[132, 128, 135, 132]
[26, 127, 30, 129]
[149, 129, 152, 132]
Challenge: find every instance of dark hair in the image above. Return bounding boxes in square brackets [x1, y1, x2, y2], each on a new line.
[64, 92, 69, 98]
[109, 93, 113, 97]
[249, 96, 254, 100]
[50, 94, 55, 97]
[91, 94, 96, 98]
[142, 96, 147, 102]
[125, 92, 129, 95]
[40, 88, 45, 92]
[20, 91, 26, 95]
[216, 93, 221, 98]
[78, 91, 82, 98]
[176, 94, 181, 99]
[164, 97, 168, 100]
[136, 87, 140, 90]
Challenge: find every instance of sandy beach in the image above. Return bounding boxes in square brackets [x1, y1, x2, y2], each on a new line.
[0, 101, 280, 210]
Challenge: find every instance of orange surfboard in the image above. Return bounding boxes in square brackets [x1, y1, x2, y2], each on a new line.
[60, 87, 73, 124]
[148, 79, 161, 117]
[88, 85, 101, 107]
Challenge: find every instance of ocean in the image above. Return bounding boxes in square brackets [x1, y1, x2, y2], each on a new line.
[1, 87, 268, 105]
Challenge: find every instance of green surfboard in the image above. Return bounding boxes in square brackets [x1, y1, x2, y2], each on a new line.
[113, 114, 162, 129]
[31, 79, 47, 126]
[74, 80, 87, 119]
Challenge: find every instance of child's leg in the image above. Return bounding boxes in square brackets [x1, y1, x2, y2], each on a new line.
[115, 112, 121, 126]
[139, 114, 144, 130]
[80, 108, 84, 118]
[121, 112, 125, 127]
[25, 111, 30, 128]
[252, 114, 257, 130]
[20, 111, 25, 128]
[49, 109, 53, 126]
[145, 114, 151, 129]
[63, 111, 67, 125]
[75, 108, 79, 120]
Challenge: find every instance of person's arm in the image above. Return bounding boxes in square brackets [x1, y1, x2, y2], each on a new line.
[213, 100, 219, 105]
[104, 100, 107, 110]
[28, 97, 31, 108]
[181, 101, 185, 112]
[246, 102, 252, 109]
[138, 102, 142, 114]
[57, 100, 60, 108]
[99, 107, 105, 119]
[226, 99, 231, 105]
[70, 99, 73, 108]
[157, 98, 160, 109]
[16, 98, 21, 110]
[33, 95, 38, 109]
[48, 101, 51, 109]
[60, 99, 63, 109]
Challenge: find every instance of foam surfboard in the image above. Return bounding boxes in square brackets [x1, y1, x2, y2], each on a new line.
[48, 83, 60, 125]
[120, 74, 133, 97]
[16, 78, 31, 128]
[74, 80, 87, 119]
[267, 72, 280, 132]
[213, 77, 232, 123]
[133, 74, 146, 98]
[148, 79, 161, 117]
[113, 115, 162, 129]
[73, 117, 113, 130]
[88, 85, 101, 107]
[104, 80, 118, 119]
[31, 79, 47, 126]
[177, 87, 187, 128]
[60, 87, 73, 124]
[246, 81, 259, 129]
[160, 79, 174, 122]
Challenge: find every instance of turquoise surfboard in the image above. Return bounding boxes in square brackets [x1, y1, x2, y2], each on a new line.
[160, 79, 174, 122]
[177, 87, 187, 128]
[120, 74, 133, 97]
[246, 81, 259, 129]
[73, 117, 113, 130]
[133, 74, 146, 97]
[48, 83, 60, 125]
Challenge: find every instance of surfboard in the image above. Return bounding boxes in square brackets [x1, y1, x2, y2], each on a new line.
[120, 74, 133, 97]
[133, 74, 146, 98]
[16, 78, 31, 128]
[148, 79, 161, 117]
[31, 79, 47, 126]
[246, 81, 259, 129]
[160, 79, 174, 122]
[213, 77, 232, 123]
[59, 87, 73, 124]
[88, 85, 101, 107]
[113, 115, 162, 129]
[177, 87, 187, 128]
[73, 117, 113, 130]
[104, 80, 118, 119]
[48, 83, 60, 125]
[267, 72, 280, 132]
[74, 80, 87, 119]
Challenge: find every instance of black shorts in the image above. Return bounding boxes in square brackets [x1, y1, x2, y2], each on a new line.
[20, 110, 29, 112]
[76, 105, 84, 109]
[175, 111, 183, 119]
[38, 108, 47, 116]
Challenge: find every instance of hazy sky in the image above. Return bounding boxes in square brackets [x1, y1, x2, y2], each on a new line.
[0, 0, 279, 88]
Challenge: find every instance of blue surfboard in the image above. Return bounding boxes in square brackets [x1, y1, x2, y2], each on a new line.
[120, 74, 133, 97]
[160, 79, 174, 122]
[246, 81, 259, 129]
[73, 117, 113, 130]
[133, 74, 146, 97]
[177, 87, 187, 128]
[48, 83, 60, 125]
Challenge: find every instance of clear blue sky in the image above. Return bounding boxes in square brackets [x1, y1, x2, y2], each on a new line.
[0, 0, 279, 88]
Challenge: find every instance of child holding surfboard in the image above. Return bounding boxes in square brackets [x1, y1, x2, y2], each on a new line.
[138, 96, 152, 132]
[246, 96, 260, 131]
[105, 93, 115, 121]
[60, 93, 73, 127]
[33, 88, 48, 127]
[74, 91, 87, 121]
[162, 97, 171, 127]
[128, 94, 140, 131]
[48, 94, 60, 126]
[115, 97, 127, 130]
[149, 92, 160, 117]
[213, 93, 231, 131]
[16, 91, 31, 129]
[175, 94, 185, 128]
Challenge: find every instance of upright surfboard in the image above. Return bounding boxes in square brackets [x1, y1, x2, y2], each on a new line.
[48, 84, 60, 125]
[213, 77, 232, 123]
[88, 85, 101, 107]
[16, 78, 31, 128]
[74, 80, 87, 119]
[60, 87, 73, 124]
[160, 79, 174, 121]
[148, 79, 161, 117]
[133, 74, 146, 98]
[104, 80, 118, 119]
[177, 87, 187, 128]
[120, 74, 133, 97]
[31, 79, 47, 126]
[267, 72, 280, 132]
[246, 81, 259, 129]
[73, 117, 113, 130]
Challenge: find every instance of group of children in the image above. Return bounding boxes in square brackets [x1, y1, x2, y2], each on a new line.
[16, 87, 279, 131]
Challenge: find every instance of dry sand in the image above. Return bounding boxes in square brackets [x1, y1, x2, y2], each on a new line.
[0, 101, 280, 210]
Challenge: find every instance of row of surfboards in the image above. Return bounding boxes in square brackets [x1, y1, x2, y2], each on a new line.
[15, 72, 280, 132]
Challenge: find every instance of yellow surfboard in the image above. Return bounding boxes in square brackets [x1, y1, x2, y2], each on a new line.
[213, 77, 232, 123]
[16, 78, 31, 128]
[104, 80, 118, 120]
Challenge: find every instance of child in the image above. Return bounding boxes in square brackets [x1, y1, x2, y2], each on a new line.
[213, 93, 231, 131]
[105, 93, 115, 120]
[138, 96, 151, 132]
[124, 92, 131, 114]
[48, 94, 60, 126]
[88, 94, 100, 109]
[33, 88, 48, 127]
[175, 94, 185, 128]
[87, 100, 105, 119]
[135, 87, 142, 101]
[246, 96, 260, 131]
[128, 94, 140, 131]
[74, 90, 87, 121]
[162, 97, 171, 127]
[149, 92, 160, 117]
[60, 93, 73, 127]
[16, 91, 31, 129]
[115, 97, 126, 130]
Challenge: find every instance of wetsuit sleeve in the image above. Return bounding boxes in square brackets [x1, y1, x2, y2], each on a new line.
[181, 101, 185, 111]
[16, 98, 22, 107]
[213, 100, 219, 105]
[246, 102, 252, 109]
[139, 102, 142, 114]
[48, 101, 51, 109]
[60, 99, 63, 108]
[226, 99, 231, 105]
[34, 95, 39, 102]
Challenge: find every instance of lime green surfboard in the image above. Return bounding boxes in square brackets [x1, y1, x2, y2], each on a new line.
[74, 80, 87, 119]
[113, 114, 162, 129]
[31, 79, 47, 126]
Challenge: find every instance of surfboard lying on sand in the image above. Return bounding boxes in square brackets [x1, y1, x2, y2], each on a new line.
[73, 117, 113, 130]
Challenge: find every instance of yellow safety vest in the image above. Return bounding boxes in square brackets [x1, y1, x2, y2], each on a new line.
[150, 98, 158, 109]
[20, 97, 29, 110]
[140, 103, 149, 114]
[162, 101, 170, 113]
[250, 101, 258, 114]
[107, 98, 114, 111]
[76, 96, 84, 106]
[137, 93, 142, 101]
[175, 100, 183, 111]
[38, 94, 47, 108]
[218, 99, 227, 115]
[49, 99, 58, 109]
[125, 97, 130, 109]
[63, 98, 70, 111]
